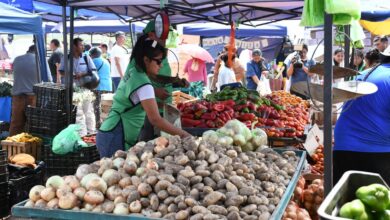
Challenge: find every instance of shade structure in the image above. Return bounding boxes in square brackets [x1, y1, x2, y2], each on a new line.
[0, 2, 49, 81]
[179, 44, 214, 63]
[360, 19, 390, 35]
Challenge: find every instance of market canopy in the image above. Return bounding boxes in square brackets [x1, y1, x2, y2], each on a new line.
[44, 20, 146, 34]
[34, 0, 304, 25]
[0, 2, 49, 81]
[182, 23, 287, 38]
[359, 0, 390, 35]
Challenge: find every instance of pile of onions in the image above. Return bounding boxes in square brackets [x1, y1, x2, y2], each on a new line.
[293, 176, 305, 203]
[282, 200, 311, 220]
[303, 179, 324, 218]
[311, 145, 324, 174]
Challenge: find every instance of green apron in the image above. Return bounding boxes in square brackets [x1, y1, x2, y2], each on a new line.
[99, 60, 151, 149]
[151, 58, 172, 113]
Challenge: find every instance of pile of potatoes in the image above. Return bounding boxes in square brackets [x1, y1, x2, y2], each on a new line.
[26, 136, 300, 220]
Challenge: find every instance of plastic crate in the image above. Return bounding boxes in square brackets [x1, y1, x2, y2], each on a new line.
[318, 170, 388, 220]
[8, 162, 45, 207]
[0, 181, 9, 218]
[12, 148, 306, 220]
[0, 150, 7, 174]
[33, 83, 66, 110]
[1, 140, 42, 161]
[41, 144, 100, 177]
[25, 105, 76, 137]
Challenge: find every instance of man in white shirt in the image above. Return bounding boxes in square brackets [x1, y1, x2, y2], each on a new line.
[110, 31, 129, 91]
[217, 54, 236, 90]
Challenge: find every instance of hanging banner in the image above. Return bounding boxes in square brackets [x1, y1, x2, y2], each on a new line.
[0, 0, 34, 12]
[203, 36, 269, 50]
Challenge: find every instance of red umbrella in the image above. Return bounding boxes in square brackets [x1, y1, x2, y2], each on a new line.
[179, 44, 214, 63]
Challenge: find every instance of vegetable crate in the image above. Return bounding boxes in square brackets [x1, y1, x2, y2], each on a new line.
[0, 181, 9, 218]
[8, 162, 45, 207]
[41, 144, 100, 178]
[25, 105, 76, 137]
[1, 140, 42, 161]
[33, 83, 66, 111]
[172, 91, 198, 107]
[0, 149, 7, 174]
[318, 171, 388, 220]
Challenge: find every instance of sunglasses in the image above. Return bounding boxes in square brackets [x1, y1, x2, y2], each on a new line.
[151, 57, 163, 65]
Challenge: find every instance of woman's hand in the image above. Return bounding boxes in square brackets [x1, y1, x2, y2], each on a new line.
[154, 88, 169, 100]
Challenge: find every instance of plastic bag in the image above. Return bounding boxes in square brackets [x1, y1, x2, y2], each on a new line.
[300, 0, 325, 27]
[325, 0, 361, 21]
[52, 124, 88, 155]
[256, 78, 272, 96]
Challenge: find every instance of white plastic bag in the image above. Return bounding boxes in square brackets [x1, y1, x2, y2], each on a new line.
[256, 78, 272, 96]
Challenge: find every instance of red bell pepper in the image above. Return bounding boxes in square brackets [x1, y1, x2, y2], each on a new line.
[234, 104, 248, 112]
[212, 103, 225, 112]
[218, 114, 227, 123]
[223, 112, 232, 121]
[221, 100, 235, 107]
[237, 113, 256, 121]
[183, 107, 194, 114]
[226, 109, 235, 118]
[194, 109, 207, 119]
[194, 103, 208, 111]
[225, 105, 234, 111]
[201, 112, 217, 120]
[243, 120, 252, 128]
[206, 120, 216, 128]
[247, 101, 256, 111]
[195, 120, 208, 128]
[181, 113, 194, 119]
[181, 118, 202, 127]
[215, 118, 225, 128]
[177, 103, 184, 111]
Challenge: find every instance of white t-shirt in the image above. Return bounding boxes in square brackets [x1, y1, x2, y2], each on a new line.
[218, 65, 236, 89]
[130, 84, 155, 105]
[110, 44, 129, 77]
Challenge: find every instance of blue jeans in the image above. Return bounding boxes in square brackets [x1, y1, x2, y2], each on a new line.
[96, 121, 124, 158]
[112, 77, 121, 92]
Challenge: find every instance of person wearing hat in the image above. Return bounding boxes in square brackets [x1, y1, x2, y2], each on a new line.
[110, 31, 129, 91]
[333, 47, 390, 184]
[211, 44, 245, 91]
[246, 49, 269, 90]
[97, 34, 191, 158]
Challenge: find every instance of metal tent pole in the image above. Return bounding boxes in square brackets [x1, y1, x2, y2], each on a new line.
[68, 6, 75, 124]
[344, 25, 351, 68]
[324, 13, 334, 196]
[129, 22, 134, 47]
[62, 4, 70, 121]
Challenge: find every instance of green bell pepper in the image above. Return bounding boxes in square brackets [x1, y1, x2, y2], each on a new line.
[375, 210, 390, 220]
[356, 183, 390, 211]
[339, 199, 373, 220]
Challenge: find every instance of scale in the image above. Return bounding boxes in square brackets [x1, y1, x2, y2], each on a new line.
[154, 11, 170, 41]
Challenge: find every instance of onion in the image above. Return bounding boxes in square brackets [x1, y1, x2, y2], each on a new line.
[83, 203, 96, 211]
[114, 150, 127, 159]
[106, 185, 123, 201]
[140, 151, 153, 162]
[56, 184, 72, 198]
[98, 158, 113, 175]
[81, 173, 99, 188]
[146, 160, 159, 170]
[137, 183, 152, 197]
[35, 199, 47, 208]
[73, 187, 87, 200]
[84, 190, 105, 205]
[114, 196, 126, 205]
[75, 164, 92, 180]
[29, 185, 45, 202]
[40, 187, 56, 202]
[154, 145, 165, 154]
[102, 169, 121, 186]
[47, 198, 59, 209]
[92, 205, 103, 213]
[85, 177, 108, 193]
[113, 202, 129, 215]
[155, 137, 169, 147]
[102, 200, 115, 213]
[24, 200, 35, 207]
[129, 200, 142, 213]
[126, 153, 140, 165]
[123, 160, 137, 175]
[113, 158, 125, 170]
[46, 176, 65, 189]
[118, 177, 132, 188]
[64, 176, 80, 190]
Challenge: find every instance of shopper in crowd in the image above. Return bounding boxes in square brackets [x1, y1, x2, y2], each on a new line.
[345, 49, 365, 81]
[137, 21, 189, 142]
[110, 31, 129, 91]
[333, 48, 344, 67]
[9, 45, 39, 136]
[97, 34, 191, 158]
[48, 39, 63, 83]
[246, 49, 269, 90]
[59, 38, 97, 136]
[83, 43, 92, 56]
[365, 48, 381, 69]
[217, 54, 236, 89]
[373, 35, 388, 52]
[100, 43, 110, 62]
[285, 44, 315, 96]
[211, 44, 245, 91]
[89, 47, 112, 128]
[183, 57, 208, 86]
[333, 47, 390, 184]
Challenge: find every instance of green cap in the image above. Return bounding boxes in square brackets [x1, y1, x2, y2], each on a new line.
[143, 20, 155, 34]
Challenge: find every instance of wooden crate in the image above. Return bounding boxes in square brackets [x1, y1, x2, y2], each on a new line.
[172, 91, 198, 107]
[1, 140, 41, 161]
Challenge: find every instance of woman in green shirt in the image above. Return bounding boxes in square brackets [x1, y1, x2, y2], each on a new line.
[96, 35, 190, 158]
